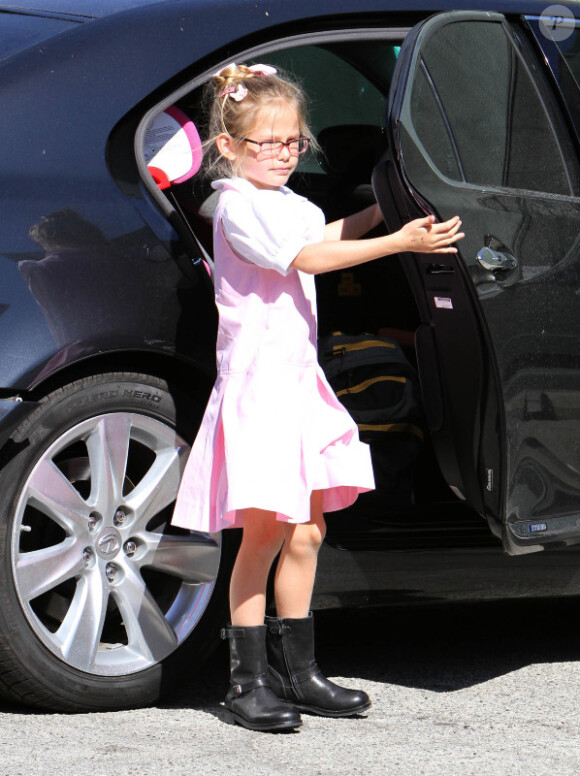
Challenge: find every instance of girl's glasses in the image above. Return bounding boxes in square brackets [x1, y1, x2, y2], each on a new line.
[240, 136, 310, 158]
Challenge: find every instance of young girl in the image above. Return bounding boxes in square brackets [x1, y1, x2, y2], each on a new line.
[172, 63, 464, 732]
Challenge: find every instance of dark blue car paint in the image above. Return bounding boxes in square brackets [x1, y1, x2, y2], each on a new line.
[0, 0, 579, 579]
[0, 0, 575, 390]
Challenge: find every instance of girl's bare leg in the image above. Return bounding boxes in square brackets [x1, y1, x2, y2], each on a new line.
[274, 490, 326, 619]
[229, 508, 285, 626]
[266, 492, 370, 716]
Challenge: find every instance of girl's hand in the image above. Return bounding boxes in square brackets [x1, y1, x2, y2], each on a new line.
[294, 213, 464, 275]
[399, 215, 464, 254]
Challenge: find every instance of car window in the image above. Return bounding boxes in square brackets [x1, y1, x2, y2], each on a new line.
[260, 45, 390, 173]
[139, 36, 403, 259]
[525, 16, 580, 148]
[402, 19, 577, 196]
[0, 12, 79, 63]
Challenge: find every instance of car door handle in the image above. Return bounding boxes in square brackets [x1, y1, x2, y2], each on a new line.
[476, 246, 518, 272]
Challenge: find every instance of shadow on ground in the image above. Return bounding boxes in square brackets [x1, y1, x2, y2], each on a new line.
[165, 596, 580, 710]
[2, 597, 579, 715]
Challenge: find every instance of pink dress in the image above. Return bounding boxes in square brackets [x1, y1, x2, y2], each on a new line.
[171, 177, 374, 532]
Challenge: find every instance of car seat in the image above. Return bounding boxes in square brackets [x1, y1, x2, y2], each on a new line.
[143, 105, 213, 270]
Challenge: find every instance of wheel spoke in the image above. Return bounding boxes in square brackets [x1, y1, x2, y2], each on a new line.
[140, 533, 220, 584]
[86, 414, 131, 513]
[113, 567, 177, 662]
[124, 446, 187, 530]
[56, 569, 109, 670]
[15, 538, 84, 602]
[27, 458, 89, 534]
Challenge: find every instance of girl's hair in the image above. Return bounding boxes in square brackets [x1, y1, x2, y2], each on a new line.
[203, 63, 314, 178]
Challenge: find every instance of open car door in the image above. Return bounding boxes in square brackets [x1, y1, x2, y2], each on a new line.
[373, 11, 580, 554]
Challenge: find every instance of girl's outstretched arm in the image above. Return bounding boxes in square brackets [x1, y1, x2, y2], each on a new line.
[292, 215, 464, 275]
[324, 203, 384, 241]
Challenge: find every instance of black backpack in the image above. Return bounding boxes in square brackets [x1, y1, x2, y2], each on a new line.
[318, 332, 424, 513]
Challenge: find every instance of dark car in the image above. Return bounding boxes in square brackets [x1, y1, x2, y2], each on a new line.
[0, 0, 579, 712]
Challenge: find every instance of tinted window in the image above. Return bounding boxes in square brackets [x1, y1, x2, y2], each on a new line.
[526, 16, 580, 147]
[0, 12, 78, 63]
[263, 45, 389, 173]
[403, 20, 574, 196]
[264, 45, 387, 134]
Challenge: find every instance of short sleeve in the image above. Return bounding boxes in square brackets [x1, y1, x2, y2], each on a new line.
[219, 188, 325, 276]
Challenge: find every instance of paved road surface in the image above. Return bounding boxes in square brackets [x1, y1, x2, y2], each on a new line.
[1, 599, 580, 776]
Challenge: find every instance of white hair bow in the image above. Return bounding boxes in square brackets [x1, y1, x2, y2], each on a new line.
[214, 62, 278, 78]
[247, 63, 278, 76]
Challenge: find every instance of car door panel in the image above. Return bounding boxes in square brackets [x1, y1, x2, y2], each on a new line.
[377, 11, 580, 554]
[373, 155, 491, 521]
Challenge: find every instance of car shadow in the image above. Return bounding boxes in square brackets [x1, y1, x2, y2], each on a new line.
[1, 597, 579, 716]
[161, 595, 580, 717]
[310, 597, 580, 692]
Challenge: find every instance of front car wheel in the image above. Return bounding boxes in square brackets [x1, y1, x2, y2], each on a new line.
[0, 373, 232, 711]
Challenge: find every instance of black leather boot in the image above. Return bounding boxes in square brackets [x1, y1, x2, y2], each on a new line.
[265, 613, 371, 717]
[221, 624, 302, 731]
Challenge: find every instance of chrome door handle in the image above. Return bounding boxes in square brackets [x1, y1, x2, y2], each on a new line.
[476, 246, 518, 272]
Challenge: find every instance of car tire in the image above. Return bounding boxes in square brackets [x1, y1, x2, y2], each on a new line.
[0, 372, 234, 712]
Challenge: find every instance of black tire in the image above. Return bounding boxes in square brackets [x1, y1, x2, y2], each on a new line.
[0, 372, 234, 712]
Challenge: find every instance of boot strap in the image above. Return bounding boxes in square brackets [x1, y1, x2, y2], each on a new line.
[221, 626, 250, 640]
[230, 675, 271, 697]
[292, 664, 323, 685]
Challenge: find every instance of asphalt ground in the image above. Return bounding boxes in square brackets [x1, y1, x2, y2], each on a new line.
[2, 598, 580, 776]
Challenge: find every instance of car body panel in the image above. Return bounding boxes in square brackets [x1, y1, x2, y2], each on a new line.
[0, 0, 172, 18]
[0, 0, 572, 19]
[1, 0, 577, 392]
[315, 539, 580, 608]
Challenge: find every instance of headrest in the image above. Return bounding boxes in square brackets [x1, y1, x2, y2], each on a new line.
[144, 105, 203, 190]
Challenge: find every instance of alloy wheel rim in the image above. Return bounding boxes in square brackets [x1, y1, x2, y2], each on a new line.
[11, 412, 220, 676]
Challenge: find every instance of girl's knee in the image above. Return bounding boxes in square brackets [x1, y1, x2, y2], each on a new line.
[285, 521, 325, 557]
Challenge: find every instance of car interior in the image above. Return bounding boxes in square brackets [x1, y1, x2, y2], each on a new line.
[147, 41, 420, 337]
[140, 37, 481, 538]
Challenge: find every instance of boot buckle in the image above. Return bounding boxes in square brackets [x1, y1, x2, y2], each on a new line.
[230, 676, 271, 697]
[221, 625, 247, 640]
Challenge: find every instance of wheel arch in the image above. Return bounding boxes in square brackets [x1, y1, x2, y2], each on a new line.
[0, 350, 215, 466]
[24, 350, 215, 407]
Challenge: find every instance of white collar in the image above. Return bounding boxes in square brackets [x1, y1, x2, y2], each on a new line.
[211, 176, 298, 199]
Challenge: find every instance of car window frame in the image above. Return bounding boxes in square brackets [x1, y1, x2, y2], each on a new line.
[523, 14, 580, 152]
[134, 26, 410, 223]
